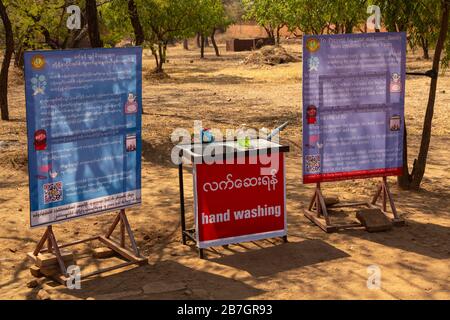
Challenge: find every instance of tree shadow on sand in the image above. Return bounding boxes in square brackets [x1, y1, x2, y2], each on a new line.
[46, 261, 263, 300]
[209, 239, 349, 278]
[342, 220, 449, 260]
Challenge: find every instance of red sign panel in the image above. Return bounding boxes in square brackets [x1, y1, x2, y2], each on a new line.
[194, 153, 286, 248]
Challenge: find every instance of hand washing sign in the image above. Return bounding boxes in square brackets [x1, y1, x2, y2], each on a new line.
[194, 153, 287, 248]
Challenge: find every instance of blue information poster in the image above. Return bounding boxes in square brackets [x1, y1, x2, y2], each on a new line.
[24, 48, 142, 228]
[302, 33, 406, 183]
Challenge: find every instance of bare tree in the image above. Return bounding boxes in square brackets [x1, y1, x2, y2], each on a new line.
[399, 0, 450, 189]
[0, 0, 13, 121]
[85, 0, 103, 48]
[128, 0, 144, 45]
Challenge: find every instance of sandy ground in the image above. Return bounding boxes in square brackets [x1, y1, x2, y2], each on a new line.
[0, 42, 448, 300]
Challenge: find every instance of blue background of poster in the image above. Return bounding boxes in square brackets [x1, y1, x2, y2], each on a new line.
[25, 47, 142, 227]
[302, 33, 406, 183]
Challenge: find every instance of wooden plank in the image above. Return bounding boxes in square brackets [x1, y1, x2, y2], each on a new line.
[332, 222, 363, 229]
[308, 190, 316, 211]
[26, 252, 38, 263]
[33, 228, 49, 256]
[47, 237, 53, 254]
[317, 189, 331, 225]
[48, 227, 68, 276]
[41, 236, 99, 253]
[35, 251, 74, 267]
[330, 202, 369, 209]
[304, 210, 337, 233]
[82, 261, 140, 279]
[371, 184, 382, 205]
[105, 213, 121, 239]
[51, 274, 69, 285]
[92, 247, 115, 259]
[120, 211, 140, 256]
[29, 265, 43, 278]
[98, 236, 145, 264]
[384, 180, 400, 219]
[120, 219, 125, 248]
[382, 178, 387, 212]
[315, 192, 321, 217]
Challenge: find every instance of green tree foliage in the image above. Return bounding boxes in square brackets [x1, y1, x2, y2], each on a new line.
[99, 0, 134, 47]
[223, 0, 244, 23]
[195, 0, 232, 57]
[242, 0, 289, 43]
[329, 0, 368, 33]
[104, 0, 230, 71]
[134, 0, 201, 73]
[284, 0, 333, 35]
[5, 0, 105, 66]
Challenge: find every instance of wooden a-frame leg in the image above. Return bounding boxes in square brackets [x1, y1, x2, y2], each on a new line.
[47, 226, 68, 276]
[33, 227, 49, 256]
[304, 184, 337, 233]
[316, 184, 331, 226]
[371, 177, 404, 226]
[104, 210, 141, 256]
[383, 178, 400, 220]
[319, 193, 331, 226]
[105, 213, 121, 239]
[47, 236, 53, 253]
[308, 189, 316, 211]
[316, 191, 321, 217]
[120, 218, 126, 248]
[382, 178, 387, 212]
[120, 210, 140, 257]
[371, 184, 383, 205]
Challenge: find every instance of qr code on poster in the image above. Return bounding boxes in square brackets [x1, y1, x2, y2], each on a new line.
[44, 182, 63, 204]
[305, 155, 321, 173]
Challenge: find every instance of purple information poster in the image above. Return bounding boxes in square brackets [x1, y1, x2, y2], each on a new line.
[302, 33, 406, 184]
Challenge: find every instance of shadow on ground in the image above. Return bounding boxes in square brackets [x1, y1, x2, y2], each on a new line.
[342, 220, 450, 260]
[48, 261, 263, 300]
[209, 239, 349, 278]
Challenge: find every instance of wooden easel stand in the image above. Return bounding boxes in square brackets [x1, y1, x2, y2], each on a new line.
[28, 209, 146, 285]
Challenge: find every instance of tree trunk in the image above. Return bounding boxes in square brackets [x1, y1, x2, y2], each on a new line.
[127, 0, 144, 46]
[420, 36, 430, 60]
[14, 44, 25, 69]
[276, 26, 282, 45]
[408, 0, 449, 190]
[345, 21, 354, 34]
[211, 28, 219, 56]
[85, 0, 103, 48]
[200, 33, 205, 59]
[70, 25, 89, 48]
[0, 0, 14, 121]
[151, 47, 160, 72]
[398, 122, 412, 188]
[264, 26, 275, 42]
[183, 39, 189, 50]
[196, 33, 201, 48]
[157, 43, 164, 72]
